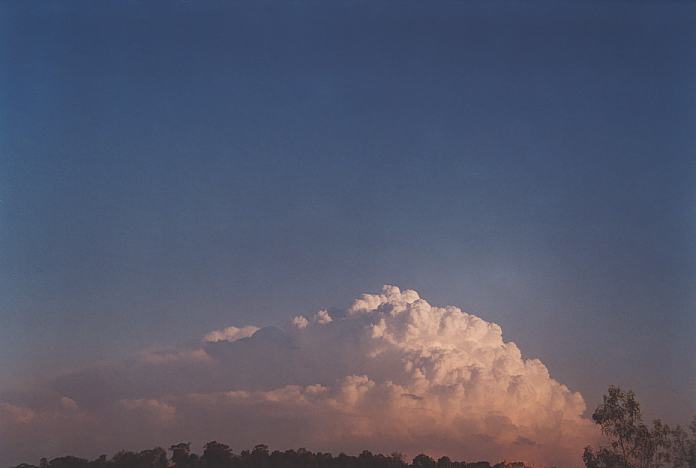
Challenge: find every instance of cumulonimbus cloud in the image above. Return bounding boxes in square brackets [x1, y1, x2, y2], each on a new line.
[0, 286, 597, 467]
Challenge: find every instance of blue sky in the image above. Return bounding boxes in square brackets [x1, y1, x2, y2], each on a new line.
[1, 0, 695, 428]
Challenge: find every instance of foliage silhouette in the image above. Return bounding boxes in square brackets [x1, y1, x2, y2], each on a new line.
[583, 386, 696, 468]
[10, 445, 530, 468]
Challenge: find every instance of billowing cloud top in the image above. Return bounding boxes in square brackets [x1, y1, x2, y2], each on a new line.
[0, 286, 596, 467]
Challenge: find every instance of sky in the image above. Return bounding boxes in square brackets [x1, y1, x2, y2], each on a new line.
[1, 1, 695, 466]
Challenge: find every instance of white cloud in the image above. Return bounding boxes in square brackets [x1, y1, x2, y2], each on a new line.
[0, 403, 35, 424]
[0, 286, 597, 468]
[204, 325, 260, 343]
[314, 309, 333, 324]
[120, 398, 176, 424]
[290, 315, 309, 329]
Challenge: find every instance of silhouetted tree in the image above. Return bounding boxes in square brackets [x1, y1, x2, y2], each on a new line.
[584, 386, 696, 468]
[203, 441, 233, 468]
[138, 449, 167, 468]
[88, 455, 108, 468]
[170, 443, 192, 468]
[436, 456, 452, 468]
[669, 417, 696, 468]
[48, 457, 89, 468]
[411, 454, 436, 468]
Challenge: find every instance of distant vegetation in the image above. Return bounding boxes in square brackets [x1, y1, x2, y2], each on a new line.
[11, 444, 529, 468]
[10, 386, 696, 468]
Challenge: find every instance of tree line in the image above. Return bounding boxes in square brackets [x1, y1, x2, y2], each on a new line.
[12, 444, 528, 468]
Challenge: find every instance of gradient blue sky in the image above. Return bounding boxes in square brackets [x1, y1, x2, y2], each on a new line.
[1, 0, 695, 425]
